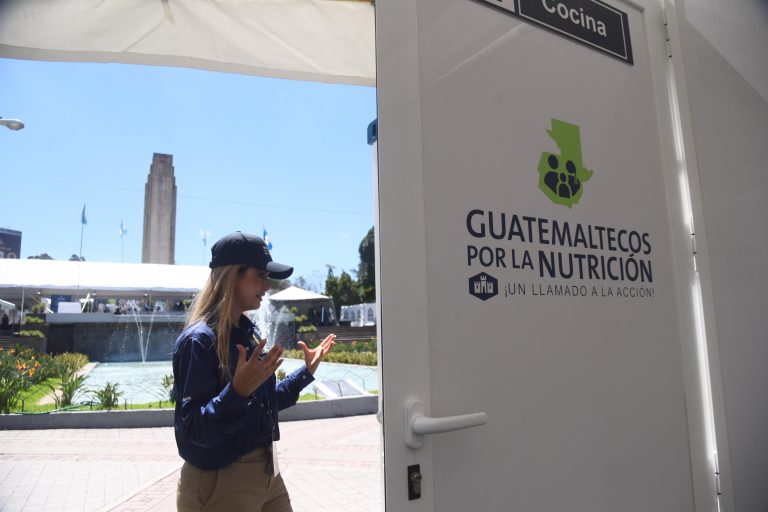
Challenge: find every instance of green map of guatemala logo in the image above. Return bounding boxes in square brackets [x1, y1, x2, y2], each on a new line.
[537, 119, 594, 208]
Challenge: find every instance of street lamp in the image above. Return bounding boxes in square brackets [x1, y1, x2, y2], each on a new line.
[0, 117, 25, 131]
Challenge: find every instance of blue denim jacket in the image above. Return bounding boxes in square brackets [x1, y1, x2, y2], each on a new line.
[172, 315, 314, 470]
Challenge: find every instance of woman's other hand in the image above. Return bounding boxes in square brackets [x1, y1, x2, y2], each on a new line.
[232, 339, 284, 397]
[298, 334, 337, 375]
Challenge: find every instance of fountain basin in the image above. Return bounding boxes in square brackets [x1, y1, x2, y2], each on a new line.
[83, 359, 379, 405]
[0, 395, 378, 429]
[46, 312, 185, 362]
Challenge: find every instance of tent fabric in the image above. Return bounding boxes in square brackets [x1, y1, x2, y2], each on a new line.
[269, 285, 329, 302]
[339, 302, 375, 326]
[0, 0, 375, 86]
[267, 285, 336, 326]
[0, 259, 210, 293]
[0, 298, 16, 310]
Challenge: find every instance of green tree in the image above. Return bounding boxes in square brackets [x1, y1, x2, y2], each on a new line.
[268, 278, 290, 292]
[69, 254, 85, 261]
[293, 276, 310, 291]
[27, 253, 54, 260]
[357, 227, 375, 302]
[324, 266, 360, 317]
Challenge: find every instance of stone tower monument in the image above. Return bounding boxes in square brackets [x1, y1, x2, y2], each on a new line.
[142, 153, 177, 264]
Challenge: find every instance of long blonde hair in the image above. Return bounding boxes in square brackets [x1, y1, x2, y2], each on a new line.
[186, 265, 245, 381]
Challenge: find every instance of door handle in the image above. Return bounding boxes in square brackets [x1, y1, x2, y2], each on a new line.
[405, 399, 487, 449]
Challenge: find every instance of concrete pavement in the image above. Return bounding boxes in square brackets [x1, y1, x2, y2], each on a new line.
[0, 414, 382, 512]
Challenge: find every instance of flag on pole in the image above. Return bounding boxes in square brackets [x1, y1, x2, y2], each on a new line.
[263, 227, 273, 250]
[119, 219, 127, 237]
[81, 204, 87, 225]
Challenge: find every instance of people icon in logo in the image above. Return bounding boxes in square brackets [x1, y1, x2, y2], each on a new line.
[537, 119, 594, 208]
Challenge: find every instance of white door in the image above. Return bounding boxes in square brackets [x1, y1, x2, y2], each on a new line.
[375, 0, 700, 510]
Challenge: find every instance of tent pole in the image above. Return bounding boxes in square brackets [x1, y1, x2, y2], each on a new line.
[20, 286, 25, 330]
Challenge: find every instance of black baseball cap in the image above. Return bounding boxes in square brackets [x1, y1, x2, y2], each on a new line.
[209, 231, 294, 279]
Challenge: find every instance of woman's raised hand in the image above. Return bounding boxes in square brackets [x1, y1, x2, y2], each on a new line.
[298, 334, 337, 375]
[232, 339, 284, 397]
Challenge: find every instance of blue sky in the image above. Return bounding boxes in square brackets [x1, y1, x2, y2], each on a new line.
[0, 58, 377, 291]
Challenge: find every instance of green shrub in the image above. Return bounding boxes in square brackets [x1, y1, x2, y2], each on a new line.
[0, 347, 91, 413]
[0, 345, 42, 413]
[17, 330, 45, 338]
[30, 303, 47, 314]
[30, 354, 57, 383]
[161, 374, 175, 403]
[53, 353, 89, 377]
[282, 349, 377, 366]
[90, 381, 123, 410]
[24, 316, 45, 325]
[337, 340, 377, 353]
[45, 369, 86, 408]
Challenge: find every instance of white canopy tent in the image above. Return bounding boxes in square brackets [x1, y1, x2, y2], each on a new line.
[0, 259, 210, 303]
[0, 0, 375, 86]
[268, 285, 336, 325]
[270, 285, 329, 302]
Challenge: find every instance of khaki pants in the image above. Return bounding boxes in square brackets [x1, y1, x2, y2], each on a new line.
[177, 447, 292, 512]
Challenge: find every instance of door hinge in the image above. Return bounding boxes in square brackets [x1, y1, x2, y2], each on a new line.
[714, 452, 723, 498]
[662, 10, 672, 58]
[690, 231, 698, 270]
[715, 469, 722, 497]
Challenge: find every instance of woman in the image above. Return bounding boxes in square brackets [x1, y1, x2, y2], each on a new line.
[174, 231, 336, 511]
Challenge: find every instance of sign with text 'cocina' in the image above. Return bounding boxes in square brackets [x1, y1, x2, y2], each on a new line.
[472, 0, 633, 64]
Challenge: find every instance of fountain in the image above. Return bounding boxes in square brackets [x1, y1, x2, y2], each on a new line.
[84, 354, 378, 405]
[249, 293, 274, 343]
[81, 291, 379, 403]
[128, 304, 158, 363]
[248, 293, 297, 349]
[46, 297, 186, 363]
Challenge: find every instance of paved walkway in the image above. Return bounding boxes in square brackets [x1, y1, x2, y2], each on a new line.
[0, 414, 382, 512]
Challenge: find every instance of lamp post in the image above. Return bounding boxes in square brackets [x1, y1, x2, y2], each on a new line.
[0, 117, 25, 131]
[2, 115, 25, 323]
[20, 286, 25, 332]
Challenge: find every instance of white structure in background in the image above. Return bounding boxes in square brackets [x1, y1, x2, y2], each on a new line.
[269, 286, 337, 326]
[340, 303, 376, 327]
[0, 259, 210, 313]
[0, 0, 375, 86]
[142, 153, 177, 264]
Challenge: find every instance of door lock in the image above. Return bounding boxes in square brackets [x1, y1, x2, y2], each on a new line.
[408, 464, 422, 500]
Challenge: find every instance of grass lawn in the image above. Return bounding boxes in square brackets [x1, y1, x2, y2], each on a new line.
[9, 396, 331, 413]
[16, 379, 59, 413]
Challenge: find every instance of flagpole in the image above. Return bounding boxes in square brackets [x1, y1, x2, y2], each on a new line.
[77, 204, 86, 300]
[79, 221, 84, 261]
[202, 233, 207, 265]
[75, 222, 85, 300]
[200, 229, 209, 265]
[79, 204, 86, 260]
[76, 222, 84, 300]
[120, 220, 124, 263]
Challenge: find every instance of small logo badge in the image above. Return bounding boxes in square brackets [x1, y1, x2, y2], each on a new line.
[469, 272, 498, 301]
[537, 119, 594, 208]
